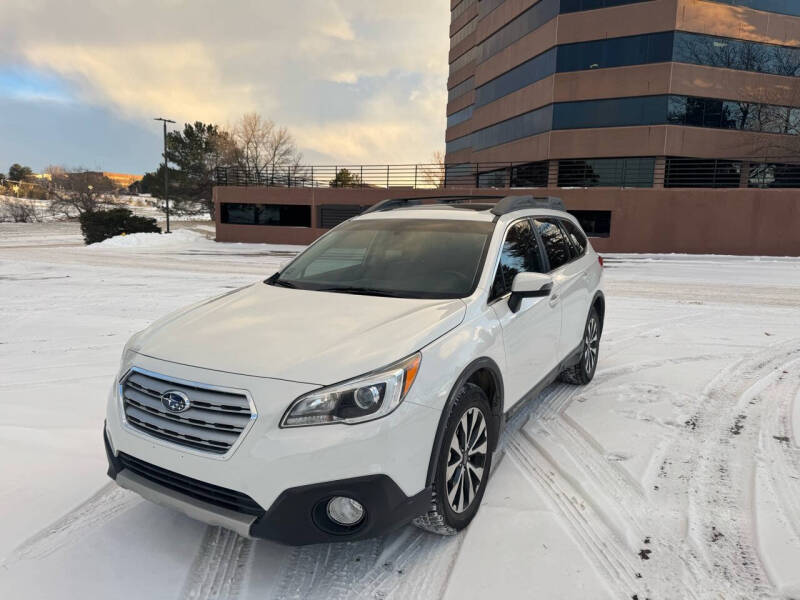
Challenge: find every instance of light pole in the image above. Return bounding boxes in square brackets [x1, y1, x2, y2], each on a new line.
[154, 117, 176, 233]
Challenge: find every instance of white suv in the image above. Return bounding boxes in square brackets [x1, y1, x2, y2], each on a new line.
[104, 195, 604, 544]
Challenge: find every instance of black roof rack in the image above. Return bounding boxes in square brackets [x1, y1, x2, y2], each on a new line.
[361, 195, 504, 214]
[361, 194, 566, 217]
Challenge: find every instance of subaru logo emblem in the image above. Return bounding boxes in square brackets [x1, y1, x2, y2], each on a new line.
[161, 390, 190, 413]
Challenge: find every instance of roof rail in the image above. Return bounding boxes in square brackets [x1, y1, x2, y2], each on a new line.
[361, 195, 505, 214]
[489, 195, 565, 216]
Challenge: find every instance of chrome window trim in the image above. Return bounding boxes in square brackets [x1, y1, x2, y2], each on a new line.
[117, 366, 258, 461]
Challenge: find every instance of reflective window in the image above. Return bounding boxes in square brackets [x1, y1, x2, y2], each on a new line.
[557, 31, 673, 72]
[276, 219, 495, 299]
[569, 210, 611, 237]
[558, 157, 655, 187]
[535, 219, 571, 270]
[667, 95, 800, 135]
[561, 220, 588, 256]
[704, 0, 800, 17]
[512, 161, 549, 187]
[553, 95, 669, 130]
[447, 105, 474, 128]
[674, 32, 800, 77]
[560, 0, 652, 12]
[451, 17, 477, 47]
[491, 219, 545, 299]
[448, 77, 475, 103]
[472, 104, 553, 150]
[664, 158, 741, 188]
[748, 162, 800, 188]
[446, 133, 473, 154]
[478, 0, 560, 63]
[475, 48, 557, 107]
[221, 203, 311, 227]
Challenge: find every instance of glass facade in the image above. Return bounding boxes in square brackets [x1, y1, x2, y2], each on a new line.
[475, 48, 556, 107]
[553, 95, 669, 130]
[448, 77, 474, 103]
[477, 0, 560, 62]
[664, 158, 741, 188]
[221, 203, 312, 227]
[560, 0, 651, 12]
[471, 104, 554, 150]
[674, 32, 800, 77]
[557, 157, 656, 187]
[447, 105, 474, 128]
[557, 31, 673, 72]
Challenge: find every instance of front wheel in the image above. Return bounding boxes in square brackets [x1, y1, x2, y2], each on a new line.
[559, 307, 601, 385]
[413, 383, 493, 535]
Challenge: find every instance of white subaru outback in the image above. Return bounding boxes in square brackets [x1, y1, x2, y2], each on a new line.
[104, 195, 604, 544]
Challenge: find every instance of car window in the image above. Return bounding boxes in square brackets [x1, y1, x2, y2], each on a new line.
[274, 218, 494, 299]
[535, 219, 571, 271]
[561, 219, 587, 257]
[491, 219, 545, 300]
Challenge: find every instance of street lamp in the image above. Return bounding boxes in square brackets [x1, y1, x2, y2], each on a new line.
[154, 117, 176, 233]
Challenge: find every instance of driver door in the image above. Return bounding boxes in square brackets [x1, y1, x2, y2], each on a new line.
[489, 218, 562, 408]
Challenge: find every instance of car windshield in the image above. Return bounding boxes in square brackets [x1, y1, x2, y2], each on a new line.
[270, 218, 495, 299]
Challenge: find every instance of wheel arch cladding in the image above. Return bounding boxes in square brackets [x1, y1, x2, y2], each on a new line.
[425, 357, 504, 487]
[592, 291, 605, 332]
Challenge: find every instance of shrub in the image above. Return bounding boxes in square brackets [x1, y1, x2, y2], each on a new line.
[79, 208, 161, 245]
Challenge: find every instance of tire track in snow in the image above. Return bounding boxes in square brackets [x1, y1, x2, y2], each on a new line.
[179, 526, 253, 600]
[505, 431, 646, 599]
[756, 359, 800, 546]
[501, 383, 649, 597]
[3, 482, 139, 565]
[674, 340, 800, 598]
[272, 527, 462, 600]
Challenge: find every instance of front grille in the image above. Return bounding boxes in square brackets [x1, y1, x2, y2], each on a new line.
[121, 369, 254, 455]
[118, 453, 264, 516]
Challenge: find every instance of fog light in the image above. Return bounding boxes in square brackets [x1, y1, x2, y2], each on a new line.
[326, 496, 365, 526]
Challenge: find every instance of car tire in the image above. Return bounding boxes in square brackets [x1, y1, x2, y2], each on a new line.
[559, 307, 601, 385]
[413, 383, 494, 536]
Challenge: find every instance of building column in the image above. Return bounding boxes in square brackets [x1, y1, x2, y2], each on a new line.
[547, 160, 559, 189]
[653, 157, 666, 189]
[739, 161, 751, 188]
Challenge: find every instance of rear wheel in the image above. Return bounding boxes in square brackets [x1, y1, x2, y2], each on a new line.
[559, 307, 601, 385]
[413, 383, 493, 535]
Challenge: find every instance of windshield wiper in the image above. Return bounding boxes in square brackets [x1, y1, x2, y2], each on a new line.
[316, 286, 405, 298]
[265, 273, 298, 288]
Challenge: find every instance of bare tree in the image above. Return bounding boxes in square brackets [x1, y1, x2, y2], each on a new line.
[0, 197, 45, 222]
[232, 113, 303, 182]
[47, 169, 119, 218]
[419, 151, 446, 189]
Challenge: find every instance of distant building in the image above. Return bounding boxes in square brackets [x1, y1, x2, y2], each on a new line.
[102, 172, 143, 188]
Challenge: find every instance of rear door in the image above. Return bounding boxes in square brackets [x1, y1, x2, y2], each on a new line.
[534, 218, 589, 360]
[490, 218, 562, 407]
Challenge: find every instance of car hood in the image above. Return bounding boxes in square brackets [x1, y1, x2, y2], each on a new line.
[133, 283, 466, 384]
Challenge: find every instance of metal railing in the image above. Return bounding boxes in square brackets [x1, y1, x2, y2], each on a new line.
[214, 156, 800, 191]
[214, 162, 549, 190]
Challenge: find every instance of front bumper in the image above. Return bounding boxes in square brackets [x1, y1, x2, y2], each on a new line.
[105, 429, 431, 544]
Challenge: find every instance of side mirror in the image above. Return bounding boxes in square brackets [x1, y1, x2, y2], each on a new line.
[508, 272, 552, 313]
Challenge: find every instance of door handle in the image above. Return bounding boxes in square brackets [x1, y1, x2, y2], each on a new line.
[549, 292, 560, 306]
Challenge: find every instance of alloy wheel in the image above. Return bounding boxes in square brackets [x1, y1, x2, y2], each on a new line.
[583, 316, 599, 375]
[446, 407, 488, 513]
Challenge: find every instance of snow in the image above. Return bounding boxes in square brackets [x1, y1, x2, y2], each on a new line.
[1, 221, 800, 599]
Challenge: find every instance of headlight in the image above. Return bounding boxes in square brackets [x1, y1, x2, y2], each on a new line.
[280, 353, 422, 427]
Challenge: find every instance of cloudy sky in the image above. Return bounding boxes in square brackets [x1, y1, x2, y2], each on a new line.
[0, 0, 449, 175]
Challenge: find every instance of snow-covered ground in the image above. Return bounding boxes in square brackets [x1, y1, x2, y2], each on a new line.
[1, 222, 799, 599]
